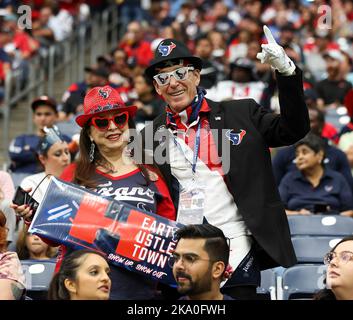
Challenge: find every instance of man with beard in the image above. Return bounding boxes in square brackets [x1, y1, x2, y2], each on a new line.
[316, 50, 352, 109]
[169, 224, 233, 300]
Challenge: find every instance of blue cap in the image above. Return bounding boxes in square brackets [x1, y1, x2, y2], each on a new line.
[38, 126, 65, 155]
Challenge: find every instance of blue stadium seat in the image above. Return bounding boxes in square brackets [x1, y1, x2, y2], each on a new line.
[279, 264, 327, 300]
[292, 236, 342, 263]
[257, 268, 277, 300]
[288, 215, 353, 237]
[21, 259, 56, 300]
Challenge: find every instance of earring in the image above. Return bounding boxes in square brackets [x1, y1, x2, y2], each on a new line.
[89, 141, 95, 163]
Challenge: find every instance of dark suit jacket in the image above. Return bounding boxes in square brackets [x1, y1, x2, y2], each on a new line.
[140, 68, 310, 270]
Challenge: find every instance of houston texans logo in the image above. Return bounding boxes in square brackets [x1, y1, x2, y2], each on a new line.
[158, 42, 176, 57]
[225, 129, 246, 145]
[98, 87, 112, 99]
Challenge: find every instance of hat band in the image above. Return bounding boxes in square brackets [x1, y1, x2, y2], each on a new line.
[88, 103, 124, 114]
[157, 58, 191, 69]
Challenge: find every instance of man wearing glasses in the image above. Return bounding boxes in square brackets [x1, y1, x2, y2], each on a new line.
[142, 26, 309, 299]
[169, 224, 233, 300]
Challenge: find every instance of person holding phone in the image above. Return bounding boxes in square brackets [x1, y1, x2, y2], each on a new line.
[14, 86, 176, 300]
[279, 133, 353, 216]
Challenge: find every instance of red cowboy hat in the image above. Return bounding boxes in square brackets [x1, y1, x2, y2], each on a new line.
[75, 85, 137, 127]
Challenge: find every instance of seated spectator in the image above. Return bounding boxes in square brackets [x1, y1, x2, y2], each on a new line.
[0, 172, 16, 247]
[0, 211, 26, 300]
[194, 35, 218, 89]
[31, 5, 56, 47]
[316, 50, 352, 109]
[338, 132, 353, 176]
[314, 236, 353, 300]
[31, 3, 73, 48]
[19, 126, 71, 204]
[303, 30, 339, 82]
[279, 133, 353, 216]
[16, 226, 57, 260]
[8, 96, 71, 174]
[11, 127, 71, 230]
[170, 224, 233, 300]
[339, 88, 353, 137]
[131, 73, 165, 130]
[3, 13, 39, 60]
[272, 106, 353, 194]
[0, 27, 12, 101]
[110, 48, 134, 84]
[61, 64, 110, 108]
[118, 21, 153, 69]
[206, 57, 266, 104]
[47, 249, 111, 300]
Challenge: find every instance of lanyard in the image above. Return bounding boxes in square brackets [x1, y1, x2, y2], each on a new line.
[172, 119, 202, 175]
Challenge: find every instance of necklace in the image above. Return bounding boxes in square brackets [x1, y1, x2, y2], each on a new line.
[96, 161, 118, 174]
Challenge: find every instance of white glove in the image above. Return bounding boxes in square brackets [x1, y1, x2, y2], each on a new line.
[256, 25, 296, 75]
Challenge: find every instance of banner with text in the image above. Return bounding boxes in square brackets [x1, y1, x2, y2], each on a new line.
[28, 177, 183, 285]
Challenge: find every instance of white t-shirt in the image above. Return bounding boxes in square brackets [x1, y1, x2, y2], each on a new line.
[21, 172, 51, 203]
[167, 113, 252, 273]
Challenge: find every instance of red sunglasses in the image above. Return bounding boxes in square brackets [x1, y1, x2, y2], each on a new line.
[91, 112, 129, 131]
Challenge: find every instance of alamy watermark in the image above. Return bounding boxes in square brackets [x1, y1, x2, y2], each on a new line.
[17, 5, 32, 30]
[317, 5, 332, 30]
[126, 124, 232, 175]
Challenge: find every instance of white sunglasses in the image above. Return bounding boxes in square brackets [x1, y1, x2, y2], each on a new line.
[153, 66, 195, 86]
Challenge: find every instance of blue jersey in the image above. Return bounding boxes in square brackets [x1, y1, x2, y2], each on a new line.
[8, 134, 71, 173]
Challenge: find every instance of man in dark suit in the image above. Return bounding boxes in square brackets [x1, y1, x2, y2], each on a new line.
[140, 26, 309, 299]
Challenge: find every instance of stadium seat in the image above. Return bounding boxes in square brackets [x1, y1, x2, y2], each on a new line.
[288, 215, 353, 237]
[292, 236, 342, 263]
[278, 264, 327, 300]
[256, 268, 277, 300]
[21, 259, 56, 300]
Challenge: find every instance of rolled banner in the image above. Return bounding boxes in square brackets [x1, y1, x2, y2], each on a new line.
[28, 177, 184, 286]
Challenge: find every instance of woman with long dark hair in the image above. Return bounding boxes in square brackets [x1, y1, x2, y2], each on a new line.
[17, 86, 176, 300]
[48, 249, 111, 300]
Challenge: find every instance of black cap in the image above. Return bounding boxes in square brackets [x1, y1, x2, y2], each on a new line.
[280, 23, 295, 32]
[145, 38, 203, 78]
[84, 65, 110, 78]
[31, 96, 57, 112]
[230, 58, 258, 81]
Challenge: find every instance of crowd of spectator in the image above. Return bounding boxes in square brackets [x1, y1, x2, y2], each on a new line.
[1, 0, 353, 300]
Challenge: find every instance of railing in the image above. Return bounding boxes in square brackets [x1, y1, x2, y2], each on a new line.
[0, 4, 119, 166]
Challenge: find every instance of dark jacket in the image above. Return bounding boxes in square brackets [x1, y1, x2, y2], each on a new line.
[140, 68, 310, 270]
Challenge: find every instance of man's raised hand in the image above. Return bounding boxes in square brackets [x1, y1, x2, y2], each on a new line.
[256, 25, 296, 75]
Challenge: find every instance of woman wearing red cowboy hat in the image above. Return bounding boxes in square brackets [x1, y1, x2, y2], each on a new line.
[17, 85, 176, 300]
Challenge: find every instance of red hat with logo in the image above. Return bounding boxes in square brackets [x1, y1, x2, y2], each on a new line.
[75, 85, 137, 127]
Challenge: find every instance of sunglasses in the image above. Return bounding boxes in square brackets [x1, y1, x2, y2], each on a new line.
[91, 112, 129, 131]
[153, 66, 195, 86]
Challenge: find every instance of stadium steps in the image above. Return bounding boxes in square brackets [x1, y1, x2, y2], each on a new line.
[0, 70, 68, 169]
